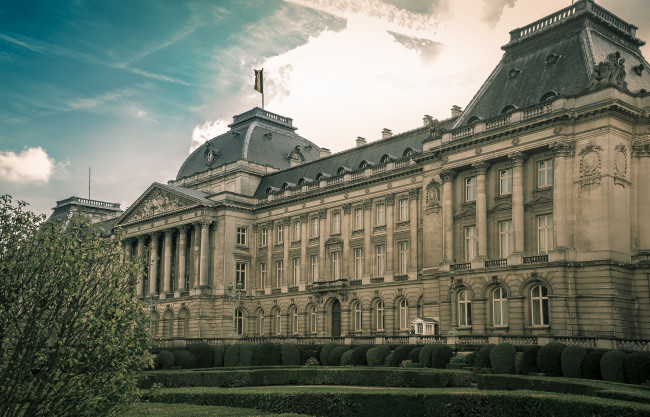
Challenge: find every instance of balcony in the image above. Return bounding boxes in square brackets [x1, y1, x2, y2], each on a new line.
[370, 277, 384, 284]
[449, 263, 471, 272]
[394, 275, 408, 282]
[485, 259, 507, 268]
[523, 255, 549, 265]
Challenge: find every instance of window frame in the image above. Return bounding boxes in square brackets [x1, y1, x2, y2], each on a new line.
[375, 244, 386, 276]
[375, 203, 385, 226]
[398, 241, 409, 274]
[353, 248, 363, 279]
[293, 221, 301, 241]
[353, 302, 362, 332]
[331, 251, 341, 280]
[309, 305, 317, 333]
[331, 211, 341, 234]
[465, 176, 477, 202]
[458, 290, 472, 327]
[276, 224, 284, 244]
[235, 309, 244, 335]
[292, 257, 300, 286]
[354, 207, 364, 230]
[260, 228, 268, 246]
[531, 284, 549, 326]
[464, 225, 477, 262]
[492, 287, 508, 327]
[275, 260, 283, 288]
[235, 262, 247, 288]
[236, 226, 247, 246]
[259, 263, 267, 289]
[537, 214, 554, 254]
[375, 300, 385, 331]
[499, 168, 513, 195]
[310, 254, 319, 282]
[398, 198, 409, 221]
[498, 219, 513, 259]
[310, 217, 319, 238]
[538, 159, 553, 188]
[399, 299, 408, 330]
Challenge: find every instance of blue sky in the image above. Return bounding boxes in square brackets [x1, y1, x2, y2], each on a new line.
[1, 0, 648, 216]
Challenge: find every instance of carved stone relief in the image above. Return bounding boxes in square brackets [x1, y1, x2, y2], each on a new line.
[613, 144, 627, 177]
[129, 189, 190, 221]
[587, 51, 627, 90]
[579, 144, 603, 178]
[425, 180, 441, 214]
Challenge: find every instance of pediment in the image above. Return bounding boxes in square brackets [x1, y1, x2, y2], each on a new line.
[488, 202, 512, 216]
[117, 184, 204, 225]
[454, 206, 476, 221]
[524, 193, 553, 211]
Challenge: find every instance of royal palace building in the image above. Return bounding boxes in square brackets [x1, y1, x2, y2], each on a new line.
[113, 0, 650, 350]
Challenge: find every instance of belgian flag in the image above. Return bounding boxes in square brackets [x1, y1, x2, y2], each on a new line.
[254, 69, 263, 94]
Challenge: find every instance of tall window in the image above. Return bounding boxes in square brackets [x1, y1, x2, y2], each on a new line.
[537, 214, 553, 254]
[236, 262, 247, 287]
[499, 168, 513, 195]
[399, 299, 409, 330]
[375, 301, 385, 330]
[293, 221, 301, 241]
[398, 198, 409, 221]
[276, 260, 283, 287]
[458, 290, 472, 326]
[493, 287, 508, 326]
[498, 220, 513, 258]
[259, 263, 267, 289]
[465, 176, 477, 201]
[310, 217, 319, 237]
[464, 226, 477, 262]
[353, 302, 362, 331]
[277, 224, 284, 244]
[257, 312, 265, 335]
[331, 212, 341, 234]
[538, 159, 553, 187]
[292, 258, 300, 286]
[235, 309, 244, 335]
[375, 244, 386, 276]
[354, 207, 364, 229]
[353, 248, 363, 279]
[309, 305, 317, 333]
[398, 241, 409, 274]
[236, 227, 247, 245]
[290, 307, 298, 335]
[310, 254, 319, 282]
[274, 309, 282, 335]
[531, 285, 549, 326]
[376, 203, 385, 225]
[331, 251, 341, 280]
[261, 228, 268, 246]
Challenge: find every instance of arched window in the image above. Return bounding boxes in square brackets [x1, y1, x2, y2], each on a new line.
[163, 309, 174, 338]
[403, 148, 415, 157]
[257, 311, 265, 336]
[178, 307, 189, 338]
[501, 104, 517, 114]
[375, 301, 384, 331]
[540, 91, 558, 102]
[399, 299, 409, 330]
[315, 173, 323, 181]
[467, 116, 481, 125]
[353, 302, 362, 332]
[380, 154, 394, 164]
[274, 309, 282, 335]
[235, 309, 244, 335]
[458, 290, 472, 326]
[492, 287, 508, 326]
[531, 285, 549, 326]
[309, 305, 317, 334]
[290, 306, 299, 335]
[150, 311, 159, 338]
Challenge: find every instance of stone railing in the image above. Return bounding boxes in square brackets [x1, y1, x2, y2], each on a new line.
[370, 277, 384, 284]
[485, 114, 511, 131]
[394, 275, 408, 282]
[485, 259, 507, 268]
[452, 125, 474, 140]
[450, 262, 471, 272]
[523, 255, 548, 265]
[523, 102, 552, 119]
[509, 2, 578, 41]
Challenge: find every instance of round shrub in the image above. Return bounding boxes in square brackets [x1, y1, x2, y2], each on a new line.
[320, 343, 339, 366]
[408, 347, 422, 363]
[561, 345, 587, 378]
[174, 350, 197, 369]
[465, 351, 477, 366]
[281, 344, 300, 366]
[154, 350, 174, 370]
[583, 350, 604, 380]
[624, 351, 650, 385]
[600, 350, 626, 383]
[297, 346, 309, 365]
[419, 345, 436, 368]
[253, 343, 280, 366]
[188, 342, 214, 368]
[490, 343, 516, 374]
[475, 344, 496, 369]
[366, 345, 391, 366]
[431, 345, 454, 369]
[239, 344, 256, 366]
[304, 357, 319, 366]
[384, 352, 393, 366]
[212, 345, 226, 367]
[224, 344, 241, 367]
[537, 343, 566, 377]
[340, 349, 356, 366]
[449, 354, 468, 365]
[389, 345, 417, 367]
[513, 352, 524, 374]
[343, 345, 372, 366]
[519, 345, 542, 375]
[329, 346, 351, 366]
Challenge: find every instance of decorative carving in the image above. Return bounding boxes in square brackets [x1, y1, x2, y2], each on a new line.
[508, 151, 527, 167]
[550, 139, 575, 157]
[579, 144, 603, 177]
[286, 145, 305, 163]
[472, 160, 489, 175]
[545, 53, 559, 66]
[442, 155, 449, 163]
[129, 188, 190, 221]
[475, 147, 482, 155]
[508, 68, 521, 79]
[409, 188, 419, 200]
[613, 144, 628, 177]
[440, 169, 456, 183]
[300, 213, 309, 222]
[204, 141, 219, 166]
[342, 204, 351, 214]
[632, 64, 644, 76]
[363, 199, 373, 209]
[553, 126, 563, 135]
[426, 180, 441, 209]
[318, 209, 327, 219]
[384, 194, 395, 205]
[587, 51, 627, 90]
[512, 137, 520, 145]
[426, 118, 445, 140]
[283, 217, 291, 225]
[632, 139, 650, 157]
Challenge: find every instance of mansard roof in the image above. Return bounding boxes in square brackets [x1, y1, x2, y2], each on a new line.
[454, 0, 650, 128]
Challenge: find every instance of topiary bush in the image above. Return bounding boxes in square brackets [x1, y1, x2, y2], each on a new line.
[329, 346, 351, 366]
[389, 345, 417, 367]
[465, 351, 477, 367]
[384, 352, 393, 366]
[490, 343, 516, 374]
[174, 350, 197, 369]
[561, 345, 587, 378]
[366, 345, 391, 366]
[537, 343, 566, 377]
[624, 351, 650, 385]
[224, 344, 241, 367]
[297, 346, 309, 365]
[343, 345, 372, 366]
[408, 347, 422, 363]
[419, 345, 436, 368]
[212, 345, 226, 367]
[155, 350, 175, 370]
[519, 345, 542, 375]
[320, 343, 339, 367]
[188, 343, 214, 368]
[280, 344, 300, 366]
[600, 350, 626, 383]
[582, 350, 604, 380]
[431, 345, 454, 369]
[253, 343, 280, 366]
[340, 349, 356, 366]
[475, 344, 496, 369]
[239, 344, 256, 366]
[513, 352, 524, 375]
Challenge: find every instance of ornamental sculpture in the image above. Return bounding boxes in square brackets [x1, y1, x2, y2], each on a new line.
[587, 51, 627, 90]
[130, 189, 189, 221]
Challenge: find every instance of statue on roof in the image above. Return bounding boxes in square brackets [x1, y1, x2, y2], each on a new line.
[588, 51, 628, 90]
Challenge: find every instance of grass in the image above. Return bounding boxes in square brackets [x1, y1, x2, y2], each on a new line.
[122, 402, 311, 417]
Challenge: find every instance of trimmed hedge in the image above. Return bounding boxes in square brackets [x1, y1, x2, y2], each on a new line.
[475, 344, 496, 369]
[239, 344, 256, 366]
[341, 345, 371, 367]
[224, 344, 241, 367]
[465, 351, 477, 367]
[212, 346, 225, 367]
[320, 343, 339, 367]
[513, 352, 524, 375]
[253, 343, 280, 366]
[520, 345, 542, 375]
[561, 345, 587, 379]
[430, 345, 453, 369]
[537, 343, 567, 377]
[625, 351, 650, 385]
[601, 350, 626, 383]
[281, 344, 300, 366]
[155, 350, 175, 370]
[328, 346, 350, 367]
[174, 350, 197, 369]
[188, 343, 214, 368]
[583, 350, 604, 380]
[419, 345, 435, 368]
[490, 343, 516, 374]
[340, 350, 355, 367]
[408, 347, 422, 363]
[389, 345, 417, 367]
[366, 345, 391, 367]
[298, 346, 309, 365]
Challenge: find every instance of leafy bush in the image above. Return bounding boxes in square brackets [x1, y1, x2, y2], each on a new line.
[465, 351, 477, 366]
[328, 346, 350, 366]
[189, 343, 214, 368]
[212, 346, 226, 367]
[253, 343, 280, 366]
[239, 344, 256, 366]
[389, 345, 417, 367]
[366, 345, 391, 366]
[340, 350, 355, 366]
[583, 350, 604, 380]
[408, 347, 422, 363]
[624, 351, 650, 385]
[475, 344, 496, 369]
[155, 350, 175, 370]
[280, 344, 300, 366]
[345, 345, 372, 366]
[449, 354, 468, 365]
[305, 357, 319, 366]
[431, 345, 454, 369]
[520, 345, 542, 375]
[600, 350, 626, 383]
[297, 346, 309, 365]
[320, 343, 339, 366]
[561, 345, 587, 378]
[537, 343, 566, 377]
[419, 345, 436, 368]
[384, 352, 393, 366]
[490, 343, 516, 374]
[174, 350, 197, 369]
[224, 344, 241, 367]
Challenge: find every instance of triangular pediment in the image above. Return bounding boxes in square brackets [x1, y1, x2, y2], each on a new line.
[524, 193, 553, 211]
[454, 206, 476, 221]
[488, 201, 512, 216]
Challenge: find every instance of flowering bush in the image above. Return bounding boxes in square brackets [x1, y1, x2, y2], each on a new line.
[400, 360, 412, 367]
[305, 357, 320, 366]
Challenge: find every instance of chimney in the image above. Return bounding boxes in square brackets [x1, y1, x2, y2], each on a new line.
[423, 115, 433, 126]
[382, 128, 392, 139]
[320, 148, 331, 158]
[356, 136, 367, 147]
[451, 105, 463, 118]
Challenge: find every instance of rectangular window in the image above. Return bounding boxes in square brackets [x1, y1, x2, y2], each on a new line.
[499, 168, 513, 195]
[398, 199, 409, 221]
[331, 251, 341, 280]
[236, 262, 247, 288]
[259, 263, 267, 289]
[465, 176, 477, 202]
[310, 306, 317, 333]
[310, 217, 319, 237]
[260, 228, 268, 246]
[277, 224, 284, 244]
[375, 244, 386, 276]
[354, 207, 364, 229]
[538, 159, 553, 188]
[331, 212, 341, 234]
[236, 227, 247, 245]
[353, 248, 363, 279]
[293, 221, 301, 241]
[310, 254, 319, 282]
[275, 260, 283, 287]
[537, 214, 554, 254]
[376, 203, 385, 226]
[398, 241, 409, 274]
[292, 258, 300, 286]
[464, 226, 477, 262]
[498, 220, 514, 258]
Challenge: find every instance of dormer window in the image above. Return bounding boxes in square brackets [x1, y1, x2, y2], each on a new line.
[540, 91, 558, 102]
[467, 116, 481, 125]
[500, 104, 517, 114]
[403, 148, 415, 157]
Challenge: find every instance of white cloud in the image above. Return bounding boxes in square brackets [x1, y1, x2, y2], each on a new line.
[190, 119, 229, 153]
[0, 147, 55, 184]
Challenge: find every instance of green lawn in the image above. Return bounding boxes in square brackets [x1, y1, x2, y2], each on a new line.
[122, 402, 311, 417]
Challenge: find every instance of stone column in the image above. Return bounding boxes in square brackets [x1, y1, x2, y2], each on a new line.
[342, 204, 351, 278]
[177, 225, 187, 294]
[283, 217, 290, 288]
[473, 160, 489, 260]
[149, 232, 160, 295]
[440, 169, 456, 263]
[199, 221, 211, 287]
[550, 140, 575, 251]
[136, 236, 145, 297]
[300, 215, 308, 285]
[409, 189, 418, 274]
[318, 209, 327, 280]
[266, 222, 273, 290]
[363, 199, 373, 281]
[162, 229, 173, 296]
[509, 152, 526, 261]
[385, 194, 395, 276]
[633, 140, 650, 250]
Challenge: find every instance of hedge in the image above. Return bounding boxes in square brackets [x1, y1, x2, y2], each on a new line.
[212, 345, 226, 367]
[328, 346, 351, 367]
[490, 343, 516, 374]
[513, 352, 524, 375]
[583, 350, 604, 380]
[239, 344, 256, 366]
[366, 345, 391, 367]
[561, 346, 587, 379]
[520, 345, 542, 375]
[537, 343, 566, 377]
[625, 351, 650, 385]
[155, 350, 175, 370]
[224, 344, 241, 367]
[389, 345, 417, 367]
[408, 347, 422, 363]
[340, 350, 355, 367]
[601, 350, 626, 383]
[475, 344, 496, 369]
[188, 343, 214, 368]
[419, 345, 436, 368]
[344, 345, 372, 367]
[253, 343, 280, 366]
[297, 346, 309, 365]
[174, 350, 197, 369]
[320, 343, 339, 366]
[430, 345, 453, 369]
[281, 344, 300, 366]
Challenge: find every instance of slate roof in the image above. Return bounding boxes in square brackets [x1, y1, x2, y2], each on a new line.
[454, 0, 650, 127]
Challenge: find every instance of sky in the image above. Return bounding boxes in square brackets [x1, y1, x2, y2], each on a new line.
[1, 0, 649, 217]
